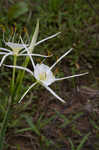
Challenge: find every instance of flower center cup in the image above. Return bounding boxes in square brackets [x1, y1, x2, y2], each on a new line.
[34, 64, 55, 86]
[39, 72, 46, 81]
[5, 42, 27, 55]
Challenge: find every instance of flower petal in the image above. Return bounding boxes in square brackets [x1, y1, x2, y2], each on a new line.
[0, 52, 13, 66]
[20, 37, 35, 69]
[35, 32, 61, 46]
[19, 49, 28, 54]
[0, 47, 11, 52]
[55, 72, 88, 81]
[42, 83, 65, 103]
[20, 32, 60, 54]
[5, 42, 26, 51]
[19, 82, 37, 103]
[0, 52, 8, 54]
[49, 48, 73, 71]
[3, 64, 34, 76]
[18, 53, 52, 57]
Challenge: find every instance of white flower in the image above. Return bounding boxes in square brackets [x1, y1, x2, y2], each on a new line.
[34, 63, 55, 86]
[4, 48, 88, 103]
[5, 42, 28, 55]
[0, 20, 60, 66]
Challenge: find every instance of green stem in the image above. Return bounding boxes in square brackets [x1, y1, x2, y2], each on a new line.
[0, 56, 17, 149]
[14, 56, 30, 100]
[11, 55, 17, 96]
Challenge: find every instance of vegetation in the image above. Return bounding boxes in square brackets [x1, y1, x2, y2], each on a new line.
[0, 0, 99, 149]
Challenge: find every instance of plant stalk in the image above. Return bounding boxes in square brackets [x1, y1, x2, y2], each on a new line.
[11, 55, 17, 97]
[0, 55, 17, 149]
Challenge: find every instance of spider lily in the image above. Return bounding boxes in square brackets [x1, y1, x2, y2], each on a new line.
[0, 20, 60, 66]
[4, 48, 88, 103]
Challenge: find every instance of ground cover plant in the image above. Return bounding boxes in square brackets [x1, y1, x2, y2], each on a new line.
[0, 0, 99, 150]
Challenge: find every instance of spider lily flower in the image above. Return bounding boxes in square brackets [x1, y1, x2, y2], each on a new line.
[4, 48, 88, 103]
[0, 20, 60, 66]
[0, 44, 51, 67]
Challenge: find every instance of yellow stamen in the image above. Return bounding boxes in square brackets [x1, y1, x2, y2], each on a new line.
[39, 72, 46, 81]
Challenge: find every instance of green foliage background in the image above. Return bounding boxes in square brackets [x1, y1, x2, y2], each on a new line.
[0, 0, 99, 150]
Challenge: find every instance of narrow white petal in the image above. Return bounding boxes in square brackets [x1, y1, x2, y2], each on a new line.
[3, 64, 34, 76]
[20, 49, 27, 54]
[42, 83, 65, 103]
[0, 52, 8, 54]
[49, 48, 73, 71]
[55, 72, 89, 81]
[0, 52, 13, 66]
[35, 32, 61, 46]
[20, 37, 35, 69]
[18, 53, 52, 57]
[0, 47, 11, 52]
[20, 32, 61, 54]
[27, 52, 36, 70]
[18, 82, 37, 103]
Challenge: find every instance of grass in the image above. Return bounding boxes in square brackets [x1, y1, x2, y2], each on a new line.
[0, 0, 99, 149]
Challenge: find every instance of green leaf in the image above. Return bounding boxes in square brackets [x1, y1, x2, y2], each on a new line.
[68, 138, 75, 150]
[16, 128, 32, 133]
[89, 119, 99, 130]
[29, 19, 39, 52]
[77, 133, 90, 150]
[38, 115, 56, 129]
[23, 115, 41, 136]
[8, 2, 28, 20]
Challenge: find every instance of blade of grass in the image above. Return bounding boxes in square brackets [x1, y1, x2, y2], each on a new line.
[68, 138, 75, 150]
[0, 97, 12, 150]
[77, 132, 90, 150]
[89, 119, 99, 130]
[38, 115, 57, 129]
[16, 127, 32, 133]
[23, 115, 41, 136]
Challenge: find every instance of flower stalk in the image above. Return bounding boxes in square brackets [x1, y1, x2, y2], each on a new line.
[11, 55, 17, 96]
[0, 56, 17, 149]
